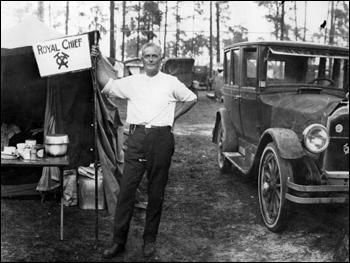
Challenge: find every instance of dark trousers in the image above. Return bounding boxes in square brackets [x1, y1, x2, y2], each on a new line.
[113, 125, 175, 245]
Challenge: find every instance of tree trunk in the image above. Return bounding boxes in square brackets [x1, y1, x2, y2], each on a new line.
[275, 2, 280, 40]
[163, 1, 168, 58]
[48, 2, 51, 27]
[110, 1, 115, 59]
[303, 1, 307, 41]
[324, 1, 331, 44]
[122, 1, 126, 61]
[329, 0, 335, 45]
[38, 1, 44, 22]
[294, 1, 298, 41]
[137, 1, 141, 57]
[216, 2, 220, 63]
[280, 1, 284, 40]
[175, 2, 179, 57]
[65, 1, 69, 35]
[192, 2, 195, 58]
[209, 1, 213, 87]
[147, 16, 151, 42]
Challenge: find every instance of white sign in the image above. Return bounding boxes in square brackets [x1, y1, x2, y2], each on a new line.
[33, 34, 92, 77]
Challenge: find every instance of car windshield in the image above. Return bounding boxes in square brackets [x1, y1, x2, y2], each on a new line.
[265, 47, 349, 91]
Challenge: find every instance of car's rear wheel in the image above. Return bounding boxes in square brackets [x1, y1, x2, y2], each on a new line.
[217, 121, 232, 173]
[258, 142, 291, 232]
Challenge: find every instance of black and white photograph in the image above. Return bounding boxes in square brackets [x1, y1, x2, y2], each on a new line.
[1, 1, 349, 262]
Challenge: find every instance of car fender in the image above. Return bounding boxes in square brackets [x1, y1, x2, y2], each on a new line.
[212, 108, 238, 152]
[259, 128, 303, 159]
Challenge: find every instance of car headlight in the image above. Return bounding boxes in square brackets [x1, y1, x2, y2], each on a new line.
[302, 124, 330, 153]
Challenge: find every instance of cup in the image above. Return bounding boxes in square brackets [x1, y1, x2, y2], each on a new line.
[18, 148, 31, 160]
[25, 139, 36, 148]
[3, 146, 16, 154]
[16, 143, 27, 151]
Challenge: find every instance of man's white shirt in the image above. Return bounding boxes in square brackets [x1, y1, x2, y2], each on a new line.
[102, 72, 197, 127]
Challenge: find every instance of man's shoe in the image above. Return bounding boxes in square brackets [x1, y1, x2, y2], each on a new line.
[142, 241, 155, 257]
[102, 243, 125, 258]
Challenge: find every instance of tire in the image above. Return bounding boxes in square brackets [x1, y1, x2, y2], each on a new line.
[258, 142, 292, 232]
[217, 121, 232, 173]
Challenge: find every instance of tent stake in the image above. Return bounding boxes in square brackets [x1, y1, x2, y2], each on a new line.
[93, 29, 99, 249]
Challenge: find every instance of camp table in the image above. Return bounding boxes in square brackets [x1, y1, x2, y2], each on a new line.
[1, 155, 69, 240]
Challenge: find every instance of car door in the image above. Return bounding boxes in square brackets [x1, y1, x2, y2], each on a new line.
[224, 48, 244, 138]
[240, 47, 259, 143]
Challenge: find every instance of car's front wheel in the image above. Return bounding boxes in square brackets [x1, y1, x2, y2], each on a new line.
[217, 121, 232, 173]
[258, 142, 292, 232]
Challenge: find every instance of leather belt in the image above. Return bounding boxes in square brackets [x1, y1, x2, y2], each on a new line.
[130, 124, 171, 130]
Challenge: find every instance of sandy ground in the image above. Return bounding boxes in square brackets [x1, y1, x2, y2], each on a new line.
[1, 91, 348, 262]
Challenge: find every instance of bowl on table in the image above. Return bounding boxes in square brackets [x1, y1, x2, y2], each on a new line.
[44, 134, 69, 157]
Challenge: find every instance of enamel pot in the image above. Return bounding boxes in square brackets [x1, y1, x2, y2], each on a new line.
[44, 134, 69, 157]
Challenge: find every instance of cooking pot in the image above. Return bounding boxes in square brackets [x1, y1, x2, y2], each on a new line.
[44, 134, 69, 157]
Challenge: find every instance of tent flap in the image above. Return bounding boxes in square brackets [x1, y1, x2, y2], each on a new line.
[1, 18, 123, 215]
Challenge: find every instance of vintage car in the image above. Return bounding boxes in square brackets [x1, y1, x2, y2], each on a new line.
[161, 58, 198, 95]
[212, 41, 349, 232]
[194, 65, 209, 88]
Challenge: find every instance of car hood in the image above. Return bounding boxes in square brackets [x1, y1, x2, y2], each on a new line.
[269, 93, 341, 138]
[162, 58, 194, 87]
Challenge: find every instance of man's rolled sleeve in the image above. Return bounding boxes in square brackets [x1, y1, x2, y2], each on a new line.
[186, 91, 197, 102]
[175, 83, 198, 102]
[101, 78, 114, 97]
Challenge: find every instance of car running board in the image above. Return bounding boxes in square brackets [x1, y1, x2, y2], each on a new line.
[223, 152, 249, 174]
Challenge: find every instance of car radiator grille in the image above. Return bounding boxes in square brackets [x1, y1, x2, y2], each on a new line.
[325, 115, 349, 172]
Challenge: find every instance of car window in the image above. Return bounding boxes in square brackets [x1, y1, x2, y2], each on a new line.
[267, 55, 307, 84]
[243, 48, 257, 87]
[267, 61, 285, 80]
[308, 57, 348, 90]
[224, 49, 240, 86]
[232, 50, 240, 85]
[265, 48, 349, 91]
[224, 51, 231, 85]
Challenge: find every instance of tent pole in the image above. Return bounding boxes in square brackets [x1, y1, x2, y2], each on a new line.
[93, 29, 99, 249]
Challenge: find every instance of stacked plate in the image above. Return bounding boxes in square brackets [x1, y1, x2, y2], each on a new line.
[1, 152, 19, 160]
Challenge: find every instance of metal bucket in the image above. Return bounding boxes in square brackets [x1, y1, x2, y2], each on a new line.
[78, 175, 106, 210]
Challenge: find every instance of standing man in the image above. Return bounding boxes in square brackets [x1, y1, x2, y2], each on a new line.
[91, 42, 197, 258]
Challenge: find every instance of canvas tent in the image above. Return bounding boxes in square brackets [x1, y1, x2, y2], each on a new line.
[106, 56, 124, 79]
[1, 17, 123, 215]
